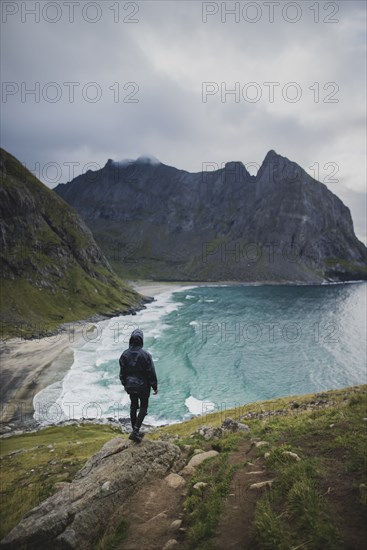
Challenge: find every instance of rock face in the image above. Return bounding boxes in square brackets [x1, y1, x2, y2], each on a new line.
[54, 151, 367, 283]
[0, 149, 143, 336]
[0, 438, 181, 549]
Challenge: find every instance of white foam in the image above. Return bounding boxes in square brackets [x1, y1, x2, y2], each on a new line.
[164, 303, 180, 313]
[189, 320, 200, 333]
[185, 396, 215, 416]
[33, 284, 199, 424]
[186, 294, 195, 299]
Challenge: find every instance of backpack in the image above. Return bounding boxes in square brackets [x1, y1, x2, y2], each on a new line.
[125, 351, 147, 394]
[125, 375, 147, 394]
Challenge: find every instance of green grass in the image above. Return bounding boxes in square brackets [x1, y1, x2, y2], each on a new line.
[0, 148, 142, 339]
[253, 457, 342, 549]
[249, 390, 367, 549]
[152, 385, 366, 549]
[0, 424, 121, 538]
[1, 270, 140, 339]
[178, 429, 244, 549]
[324, 257, 367, 277]
[153, 386, 366, 440]
[0, 386, 366, 546]
[253, 499, 291, 550]
[184, 449, 238, 550]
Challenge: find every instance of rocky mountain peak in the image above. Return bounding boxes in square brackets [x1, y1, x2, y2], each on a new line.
[262, 149, 282, 163]
[54, 151, 367, 283]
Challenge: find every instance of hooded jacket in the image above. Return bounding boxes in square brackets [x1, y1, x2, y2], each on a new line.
[119, 329, 158, 393]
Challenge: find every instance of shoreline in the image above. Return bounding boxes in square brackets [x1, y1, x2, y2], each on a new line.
[0, 323, 88, 425]
[0, 281, 195, 428]
[129, 280, 202, 297]
[132, 279, 367, 295]
[1, 279, 365, 430]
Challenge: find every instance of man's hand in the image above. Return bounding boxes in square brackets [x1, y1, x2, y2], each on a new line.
[153, 389, 158, 395]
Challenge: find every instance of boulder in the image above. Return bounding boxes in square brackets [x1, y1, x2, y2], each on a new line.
[197, 426, 223, 440]
[222, 417, 250, 433]
[1, 438, 181, 549]
[253, 441, 269, 448]
[186, 450, 219, 469]
[193, 448, 205, 455]
[170, 520, 182, 531]
[193, 482, 208, 491]
[165, 473, 186, 489]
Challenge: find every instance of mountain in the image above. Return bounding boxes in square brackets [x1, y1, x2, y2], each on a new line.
[54, 150, 367, 283]
[0, 149, 145, 338]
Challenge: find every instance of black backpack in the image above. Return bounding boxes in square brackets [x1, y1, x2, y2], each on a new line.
[125, 351, 147, 394]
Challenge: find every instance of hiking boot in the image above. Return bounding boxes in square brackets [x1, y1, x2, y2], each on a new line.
[129, 430, 142, 443]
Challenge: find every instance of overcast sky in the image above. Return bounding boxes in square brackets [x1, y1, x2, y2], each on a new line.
[1, 0, 366, 243]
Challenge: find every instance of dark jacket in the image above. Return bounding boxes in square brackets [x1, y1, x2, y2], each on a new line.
[119, 329, 157, 394]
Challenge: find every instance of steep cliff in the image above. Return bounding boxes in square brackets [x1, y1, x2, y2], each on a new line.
[0, 149, 144, 338]
[54, 150, 367, 283]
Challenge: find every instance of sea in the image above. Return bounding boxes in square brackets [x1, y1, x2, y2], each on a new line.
[33, 282, 367, 426]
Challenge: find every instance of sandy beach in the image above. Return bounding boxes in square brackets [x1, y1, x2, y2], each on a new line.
[0, 281, 196, 425]
[0, 324, 89, 424]
[129, 280, 202, 298]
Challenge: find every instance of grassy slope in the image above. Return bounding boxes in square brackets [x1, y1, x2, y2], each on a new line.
[0, 149, 142, 338]
[157, 385, 367, 549]
[0, 272, 139, 339]
[0, 385, 366, 547]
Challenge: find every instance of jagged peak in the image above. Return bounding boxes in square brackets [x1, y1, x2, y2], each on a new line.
[262, 149, 284, 164]
[223, 161, 253, 179]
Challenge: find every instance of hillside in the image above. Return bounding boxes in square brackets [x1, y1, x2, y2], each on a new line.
[1, 385, 366, 549]
[54, 151, 367, 283]
[0, 149, 145, 338]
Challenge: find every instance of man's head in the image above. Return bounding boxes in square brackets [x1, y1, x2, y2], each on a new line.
[129, 328, 144, 348]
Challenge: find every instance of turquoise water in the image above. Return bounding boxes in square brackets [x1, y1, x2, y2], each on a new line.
[34, 283, 367, 425]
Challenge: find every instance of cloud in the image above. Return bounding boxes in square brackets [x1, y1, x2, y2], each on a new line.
[1, 0, 366, 243]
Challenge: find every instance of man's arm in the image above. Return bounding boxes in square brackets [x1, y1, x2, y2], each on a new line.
[146, 353, 158, 393]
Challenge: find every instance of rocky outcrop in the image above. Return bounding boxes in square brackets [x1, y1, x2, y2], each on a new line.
[196, 418, 250, 440]
[0, 438, 182, 549]
[54, 151, 367, 283]
[0, 149, 144, 335]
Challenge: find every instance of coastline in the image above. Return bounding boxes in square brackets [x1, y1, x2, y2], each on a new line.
[0, 281, 195, 428]
[2, 279, 365, 431]
[0, 324, 87, 426]
[129, 280, 205, 297]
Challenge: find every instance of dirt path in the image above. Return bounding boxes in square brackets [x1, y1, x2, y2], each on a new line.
[212, 440, 270, 549]
[112, 439, 269, 550]
[114, 475, 188, 550]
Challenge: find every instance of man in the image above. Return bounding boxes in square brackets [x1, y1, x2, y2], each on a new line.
[119, 328, 158, 442]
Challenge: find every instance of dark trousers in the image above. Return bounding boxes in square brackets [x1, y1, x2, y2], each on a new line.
[129, 392, 149, 430]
